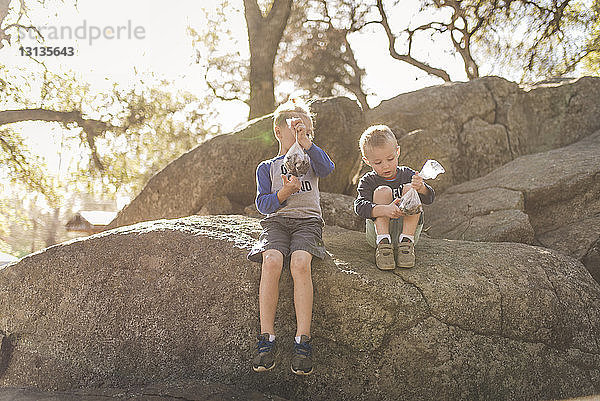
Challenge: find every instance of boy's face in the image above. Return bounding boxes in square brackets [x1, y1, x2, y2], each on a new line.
[275, 112, 312, 151]
[363, 143, 400, 179]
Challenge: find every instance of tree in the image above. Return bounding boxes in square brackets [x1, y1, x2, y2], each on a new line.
[194, 0, 373, 111]
[373, 0, 600, 82]
[244, 0, 294, 118]
[0, 0, 221, 253]
[194, 0, 294, 119]
[276, 0, 373, 110]
[582, 10, 600, 75]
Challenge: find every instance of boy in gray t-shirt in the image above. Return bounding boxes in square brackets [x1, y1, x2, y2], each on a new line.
[247, 98, 334, 375]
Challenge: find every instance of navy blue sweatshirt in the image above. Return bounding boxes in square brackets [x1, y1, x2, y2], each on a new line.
[354, 166, 435, 220]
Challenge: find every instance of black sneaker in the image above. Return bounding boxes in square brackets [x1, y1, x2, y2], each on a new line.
[291, 335, 313, 375]
[252, 333, 277, 372]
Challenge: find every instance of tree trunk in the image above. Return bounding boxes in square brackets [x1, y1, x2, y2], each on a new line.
[31, 218, 37, 254]
[248, 49, 277, 120]
[44, 208, 62, 247]
[244, 0, 293, 119]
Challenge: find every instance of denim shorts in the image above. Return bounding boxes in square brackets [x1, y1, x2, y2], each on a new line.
[247, 216, 326, 263]
[365, 213, 424, 248]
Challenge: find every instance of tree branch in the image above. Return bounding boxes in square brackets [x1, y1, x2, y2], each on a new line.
[0, 109, 110, 132]
[243, 0, 263, 23]
[0, 109, 115, 171]
[376, 0, 451, 81]
[205, 77, 244, 103]
[4, 23, 43, 40]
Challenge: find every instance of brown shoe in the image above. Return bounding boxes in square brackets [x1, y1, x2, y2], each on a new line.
[375, 241, 395, 270]
[396, 241, 415, 268]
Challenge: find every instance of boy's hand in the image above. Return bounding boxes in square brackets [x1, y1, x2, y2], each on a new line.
[291, 119, 313, 150]
[384, 198, 404, 219]
[411, 174, 426, 194]
[278, 174, 302, 202]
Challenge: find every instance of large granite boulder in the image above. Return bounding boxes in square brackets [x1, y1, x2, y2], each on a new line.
[426, 131, 600, 282]
[1, 216, 599, 400]
[364, 76, 600, 192]
[108, 97, 365, 230]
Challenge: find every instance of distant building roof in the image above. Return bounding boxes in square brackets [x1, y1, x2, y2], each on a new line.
[65, 211, 118, 234]
[0, 251, 18, 267]
[78, 211, 117, 226]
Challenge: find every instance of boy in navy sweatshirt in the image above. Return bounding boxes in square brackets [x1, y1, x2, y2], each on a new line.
[354, 125, 435, 270]
[247, 98, 335, 375]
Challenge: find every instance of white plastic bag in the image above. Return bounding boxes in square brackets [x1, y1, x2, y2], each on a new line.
[283, 118, 310, 177]
[419, 159, 445, 180]
[398, 159, 445, 215]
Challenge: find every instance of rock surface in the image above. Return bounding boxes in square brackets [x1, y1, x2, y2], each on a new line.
[0, 382, 288, 400]
[1, 216, 599, 401]
[426, 131, 600, 281]
[364, 76, 600, 192]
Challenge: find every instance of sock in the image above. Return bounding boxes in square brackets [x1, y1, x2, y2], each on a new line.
[269, 334, 276, 342]
[295, 336, 302, 344]
[376, 234, 391, 244]
[399, 234, 414, 243]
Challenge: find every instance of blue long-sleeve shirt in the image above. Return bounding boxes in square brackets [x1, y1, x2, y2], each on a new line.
[255, 143, 335, 218]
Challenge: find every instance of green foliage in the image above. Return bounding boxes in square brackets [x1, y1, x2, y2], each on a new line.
[189, 2, 250, 104]
[0, 129, 58, 204]
[582, 0, 600, 75]
[469, 0, 600, 81]
[276, 0, 373, 108]
[0, 0, 227, 256]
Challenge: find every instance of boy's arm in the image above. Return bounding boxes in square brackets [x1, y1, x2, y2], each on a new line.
[408, 168, 435, 204]
[354, 175, 405, 219]
[353, 176, 377, 220]
[419, 183, 435, 204]
[305, 144, 335, 178]
[255, 162, 285, 215]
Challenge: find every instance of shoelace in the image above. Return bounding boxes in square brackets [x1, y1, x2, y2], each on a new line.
[256, 337, 274, 354]
[294, 341, 312, 357]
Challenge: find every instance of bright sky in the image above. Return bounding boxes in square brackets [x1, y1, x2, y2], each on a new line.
[3, 0, 469, 206]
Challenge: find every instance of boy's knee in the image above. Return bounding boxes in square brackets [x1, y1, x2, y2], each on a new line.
[373, 186, 393, 202]
[403, 211, 421, 221]
[262, 250, 283, 273]
[290, 251, 312, 276]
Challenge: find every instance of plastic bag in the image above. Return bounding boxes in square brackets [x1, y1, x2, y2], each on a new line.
[419, 159, 445, 180]
[283, 118, 311, 177]
[398, 186, 423, 215]
[398, 159, 445, 215]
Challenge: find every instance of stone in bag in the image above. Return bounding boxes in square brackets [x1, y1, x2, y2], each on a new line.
[283, 118, 311, 177]
[398, 160, 445, 215]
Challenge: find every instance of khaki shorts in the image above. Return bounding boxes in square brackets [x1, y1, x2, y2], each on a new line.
[365, 213, 424, 248]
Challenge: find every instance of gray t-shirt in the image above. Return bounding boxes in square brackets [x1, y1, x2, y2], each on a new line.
[255, 143, 335, 220]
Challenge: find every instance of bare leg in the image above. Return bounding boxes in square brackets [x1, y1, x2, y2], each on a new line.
[290, 250, 313, 337]
[259, 249, 284, 335]
[373, 186, 393, 235]
[400, 185, 420, 236]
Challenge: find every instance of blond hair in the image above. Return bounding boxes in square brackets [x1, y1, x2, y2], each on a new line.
[273, 97, 313, 130]
[359, 124, 398, 156]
